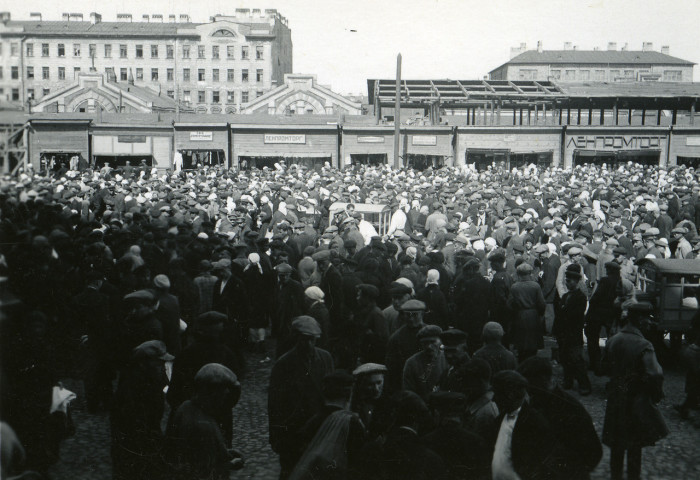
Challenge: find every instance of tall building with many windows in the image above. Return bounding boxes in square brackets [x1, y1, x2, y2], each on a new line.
[489, 41, 695, 83]
[0, 9, 293, 112]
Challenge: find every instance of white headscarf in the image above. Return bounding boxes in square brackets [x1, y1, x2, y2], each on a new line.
[244, 252, 263, 274]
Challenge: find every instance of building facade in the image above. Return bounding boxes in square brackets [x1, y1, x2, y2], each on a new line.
[489, 42, 695, 83]
[0, 9, 292, 113]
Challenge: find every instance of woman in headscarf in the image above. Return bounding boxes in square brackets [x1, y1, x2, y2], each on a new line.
[244, 253, 272, 354]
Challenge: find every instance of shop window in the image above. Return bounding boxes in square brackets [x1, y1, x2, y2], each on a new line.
[212, 46, 219, 59]
[198, 69, 205, 81]
[198, 90, 206, 103]
[11, 66, 18, 80]
[26, 66, 34, 79]
[624, 70, 634, 78]
[136, 68, 143, 81]
[227, 69, 234, 82]
[198, 45, 205, 59]
[166, 45, 174, 59]
[183, 68, 190, 82]
[26, 43, 33, 57]
[242, 69, 249, 82]
[212, 69, 219, 82]
[120, 44, 127, 58]
[42, 67, 49, 80]
[42, 43, 49, 57]
[594, 69, 605, 81]
[151, 45, 158, 58]
[518, 69, 536, 80]
[58, 44, 65, 57]
[564, 69, 576, 80]
[256, 45, 264, 59]
[58, 67, 65, 80]
[151, 68, 158, 81]
[610, 69, 620, 80]
[73, 44, 81, 57]
[241, 46, 249, 60]
[167, 68, 173, 81]
[104, 44, 112, 58]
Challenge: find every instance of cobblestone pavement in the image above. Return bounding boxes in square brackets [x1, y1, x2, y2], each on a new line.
[49, 341, 700, 480]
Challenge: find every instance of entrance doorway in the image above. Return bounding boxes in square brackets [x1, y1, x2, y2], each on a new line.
[40, 151, 84, 173]
[465, 149, 509, 171]
[405, 154, 446, 170]
[179, 149, 227, 170]
[677, 156, 700, 168]
[350, 153, 387, 166]
[573, 150, 659, 167]
[238, 156, 331, 171]
[93, 155, 154, 169]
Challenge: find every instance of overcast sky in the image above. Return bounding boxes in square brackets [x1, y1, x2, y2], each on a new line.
[3, 0, 699, 95]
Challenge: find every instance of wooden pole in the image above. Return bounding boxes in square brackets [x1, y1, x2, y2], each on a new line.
[394, 53, 401, 169]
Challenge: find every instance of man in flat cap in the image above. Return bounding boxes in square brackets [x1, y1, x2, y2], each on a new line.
[153, 274, 183, 358]
[507, 263, 546, 362]
[314, 249, 345, 359]
[488, 250, 513, 341]
[385, 299, 426, 394]
[473, 321, 517, 376]
[212, 258, 249, 355]
[439, 328, 470, 391]
[355, 284, 390, 365]
[601, 302, 668, 480]
[490, 370, 557, 480]
[274, 263, 306, 357]
[452, 256, 492, 354]
[672, 227, 692, 259]
[166, 363, 243, 480]
[351, 363, 391, 440]
[403, 325, 448, 401]
[554, 264, 592, 395]
[268, 316, 334, 479]
[384, 280, 414, 335]
[117, 289, 163, 366]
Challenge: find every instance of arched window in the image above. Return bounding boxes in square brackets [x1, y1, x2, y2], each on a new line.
[212, 29, 235, 37]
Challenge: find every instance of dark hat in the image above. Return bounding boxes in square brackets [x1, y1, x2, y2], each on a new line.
[605, 261, 622, 272]
[343, 239, 357, 248]
[628, 302, 654, 314]
[440, 328, 467, 347]
[357, 283, 380, 300]
[132, 340, 174, 361]
[322, 371, 355, 393]
[312, 250, 331, 262]
[195, 311, 227, 335]
[195, 363, 239, 387]
[428, 391, 467, 414]
[463, 257, 482, 270]
[575, 230, 592, 240]
[565, 263, 582, 280]
[275, 263, 293, 274]
[389, 281, 412, 296]
[123, 289, 155, 303]
[516, 262, 533, 275]
[488, 251, 506, 264]
[292, 315, 322, 336]
[417, 324, 442, 341]
[199, 259, 213, 272]
[612, 246, 627, 256]
[353, 363, 388, 376]
[400, 299, 426, 311]
[492, 370, 528, 393]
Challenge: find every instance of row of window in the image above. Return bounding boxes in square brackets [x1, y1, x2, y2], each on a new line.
[10, 65, 265, 84]
[12, 42, 264, 60]
[543, 68, 684, 82]
[173, 89, 264, 104]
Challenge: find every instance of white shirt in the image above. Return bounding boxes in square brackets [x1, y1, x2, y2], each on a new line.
[387, 208, 407, 236]
[492, 407, 522, 480]
[359, 219, 378, 245]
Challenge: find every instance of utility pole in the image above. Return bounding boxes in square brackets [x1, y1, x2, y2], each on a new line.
[394, 53, 401, 169]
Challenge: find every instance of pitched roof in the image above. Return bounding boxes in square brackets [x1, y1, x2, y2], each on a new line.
[559, 81, 700, 98]
[5, 21, 200, 38]
[492, 49, 695, 72]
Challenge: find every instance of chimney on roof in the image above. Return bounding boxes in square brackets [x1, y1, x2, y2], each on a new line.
[179, 14, 190, 22]
[661, 45, 670, 55]
[117, 13, 133, 22]
[0, 11, 10, 23]
[70, 13, 83, 21]
[510, 42, 527, 59]
[90, 12, 101, 24]
[168, 14, 176, 23]
[621, 42, 628, 51]
[152, 14, 163, 22]
[642, 42, 653, 52]
[537, 40, 543, 53]
[143, 14, 149, 22]
[607, 42, 617, 51]
[62, 13, 70, 21]
[30, 12, 41, 21]
[564, 42, 572, 51]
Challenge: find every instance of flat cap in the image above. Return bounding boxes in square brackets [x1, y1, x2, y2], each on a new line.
[389, 281, 413, 296]
[516, 262, 533, 275]
[612, 246, 628, 256]
[428, 391, 467, 414]
[492, 370, 528, 392]
[153, 274, 170, 289]
[605, 261, 622, 272]
[195, 311, 227, 327]
[124, 289, 155, 303]
[417, 324, 443, 341]
[628, 302, 654, 314]
[312, 250, 331, 262]
[463, 257, 482, 270]
[275, 263, 293, 274]
[292, 315, 322, 336]
[440, 328, 467, 347]
[357, 283, 380, 300]
[534, 244, 549, 254]
[488, 251, 506, 264]
[195, 363, 239, 387]
[132, 340, 174, 361]
[400, 299, 426, 311]
[353, 363, 388, 376]
[565, 263, 582, 279]
[567, 246, 582, 256]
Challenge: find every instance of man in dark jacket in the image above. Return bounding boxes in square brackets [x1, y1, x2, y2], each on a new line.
[268, 316, 334, 479]
[451, 257, 491, 354]
[555, 264, 592, 395]
[535, 244, 560, 335]
[153, 274, 182, 358]
[489, 251, 513, 337]
[507, 263, 546, 362]
[518, 357, 602, 479]
[355, 284, 390, 365]
[586, 261, 623, 373]
[274, 263, 306, 357]
[473, 321, 517, 375]
[212, 258, 248, 354]
[385, 299, 426, 394]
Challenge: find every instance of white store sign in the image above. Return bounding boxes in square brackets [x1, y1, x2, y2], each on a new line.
[264, 134, 306, 144]
[412, 135, 437, 146]
[686, 136, 700, 146]
[190, 131, 213, 141]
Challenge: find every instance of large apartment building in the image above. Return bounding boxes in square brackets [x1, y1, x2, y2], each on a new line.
[490, 41, 695, 83]
[0, 9, 293, 113]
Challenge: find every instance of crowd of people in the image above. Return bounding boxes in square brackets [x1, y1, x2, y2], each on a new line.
[1, 158, 699, 480]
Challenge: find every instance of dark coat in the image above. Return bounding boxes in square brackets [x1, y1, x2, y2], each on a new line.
[452, 274, 491, 351]
[155, 292, 182, 357]
[472, 343, 517, 375]
[490, 271, 513, 330]
[529, 385, 602, 479]
[538, 255, 561, 303]
[417, 284, 450, 330]
[601, 325, 668, 448]
[555, 288, 587, 347]
[507, 280, 546, 352]
[321, 265, 345, 327]
[423, 422, 490, 480]
[268, 346, 334, 463]
[385, 324, 423, 394]
[275, 279, 306, 356]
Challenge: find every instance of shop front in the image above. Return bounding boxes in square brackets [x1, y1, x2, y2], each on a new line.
[402, 127, 455, 169]
[564, 127, 669, 168]
[91, 127, 173, 169]
[28, 118, 91, 171]
[668, 128, 700, 168]
[174, 123, 230, 169]
[341, 126, 394, 169]
[457, 127, 561, 171]
[232, 125, 339, 170]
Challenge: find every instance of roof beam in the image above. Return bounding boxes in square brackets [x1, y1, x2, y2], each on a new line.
[482, 80, 497, 93]
[508, 81, 525, 94]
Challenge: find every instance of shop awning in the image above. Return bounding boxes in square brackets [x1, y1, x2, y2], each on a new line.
[574, 149, 660, 157]
[465, 148, 510, 154]
[237, 152, 332, 158]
